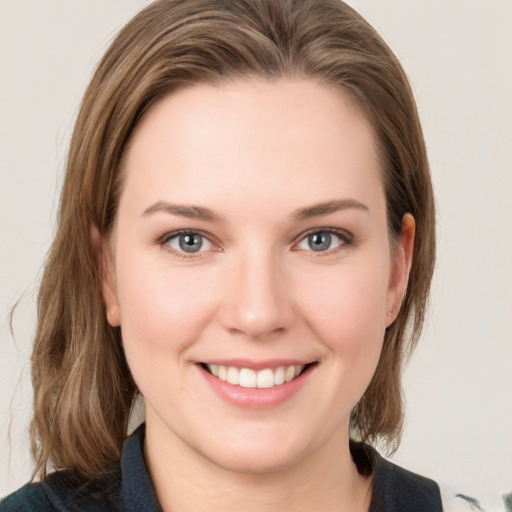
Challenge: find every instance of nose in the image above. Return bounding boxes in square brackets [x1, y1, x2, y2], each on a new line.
[219, 248, 295, 341]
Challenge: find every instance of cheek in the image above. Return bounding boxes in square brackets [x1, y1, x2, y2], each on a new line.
[296, 260, 389, 383]
[299, 263, 389, 338]
[114, 254, 220, 362]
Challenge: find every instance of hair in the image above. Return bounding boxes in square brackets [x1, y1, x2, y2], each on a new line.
[30, 0, 435, 481]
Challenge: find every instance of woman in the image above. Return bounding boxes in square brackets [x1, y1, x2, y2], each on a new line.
[0, 0, 484, 510]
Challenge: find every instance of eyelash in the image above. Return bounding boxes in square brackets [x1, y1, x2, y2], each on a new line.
[158, 229, 219, 260]
[295, 227, 354, 256]
[157, 228, 354, 259]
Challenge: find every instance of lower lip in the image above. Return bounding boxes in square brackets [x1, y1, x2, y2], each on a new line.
[198, 364, 314, 409]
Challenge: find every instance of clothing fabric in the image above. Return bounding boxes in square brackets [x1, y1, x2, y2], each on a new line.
[1, 424, 445, 511]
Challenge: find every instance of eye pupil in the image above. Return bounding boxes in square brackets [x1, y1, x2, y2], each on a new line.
[308, 233, 331, 251]
[179, 234, 203, 252]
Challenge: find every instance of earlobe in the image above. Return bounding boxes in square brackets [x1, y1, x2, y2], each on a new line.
[386, 213, 415, 326]
[91, 225, 121, 327]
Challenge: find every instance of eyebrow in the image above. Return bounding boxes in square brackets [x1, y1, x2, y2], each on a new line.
[292, 199, 369, 220]
[142, 198, 369, 222]
[142, 201, 222, 222]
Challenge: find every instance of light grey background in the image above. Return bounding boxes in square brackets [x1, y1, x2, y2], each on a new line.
[1, 0, 511, 497]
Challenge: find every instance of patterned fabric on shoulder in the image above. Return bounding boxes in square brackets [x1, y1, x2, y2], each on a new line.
[440, 485, 512, 512]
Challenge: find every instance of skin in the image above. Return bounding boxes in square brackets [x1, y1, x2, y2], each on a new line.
[100, 78, 414, 512]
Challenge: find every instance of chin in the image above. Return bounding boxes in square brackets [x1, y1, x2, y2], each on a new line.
[192, 422, 331, 476]
[205, 442, 307, 475]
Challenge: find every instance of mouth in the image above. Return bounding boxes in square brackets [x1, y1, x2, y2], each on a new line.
[200, 362, 315, 389]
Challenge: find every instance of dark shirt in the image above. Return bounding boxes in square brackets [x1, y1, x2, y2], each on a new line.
[1, 424, 442, 511]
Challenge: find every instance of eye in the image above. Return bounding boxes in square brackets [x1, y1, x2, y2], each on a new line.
[296, 229, 350, 253]
[163, 231, 215, 255]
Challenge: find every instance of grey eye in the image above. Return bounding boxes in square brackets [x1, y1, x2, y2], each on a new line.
[307, 232, 332, 252]
[296, 230, 348, 253]
[178, 233, 203, 253]
[164, 231, 215, 256]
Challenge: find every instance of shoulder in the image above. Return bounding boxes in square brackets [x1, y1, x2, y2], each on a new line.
[0, 425, 155, 512]
[372, 455, 443, 511]
[352, 443, 511, 512]
[351, 442, 442, 511]
[1, 482, 52, 512]
[1, 470, 121, 512]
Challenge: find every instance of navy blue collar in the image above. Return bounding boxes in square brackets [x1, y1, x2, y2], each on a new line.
[119, 424, 441, 512]
[119, 424, 162, 511]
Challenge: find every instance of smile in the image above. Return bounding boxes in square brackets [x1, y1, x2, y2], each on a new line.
[203, 364, 307, 389]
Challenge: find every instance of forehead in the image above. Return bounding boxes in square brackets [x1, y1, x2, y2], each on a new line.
[120, 78, 384, 218]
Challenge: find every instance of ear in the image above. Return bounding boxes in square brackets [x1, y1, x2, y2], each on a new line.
[91, 225, 121, 327]
[385, 213, 415, 327]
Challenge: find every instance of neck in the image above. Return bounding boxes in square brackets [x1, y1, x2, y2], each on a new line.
[144, 416, 372, 512]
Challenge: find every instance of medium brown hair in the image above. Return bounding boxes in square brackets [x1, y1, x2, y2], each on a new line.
[30, 0, 435, 480]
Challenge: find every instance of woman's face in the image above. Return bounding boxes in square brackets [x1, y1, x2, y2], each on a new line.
[102, 79, 413, 474]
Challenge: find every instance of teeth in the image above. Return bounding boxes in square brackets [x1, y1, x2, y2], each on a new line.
[285, 366, 295, 382]
[226, 366, 240, 385]
[274, 366, 285, 385]
[205, 364, 305, 388]
[239, 368, 257, 388]
[257, 368, 274, 389]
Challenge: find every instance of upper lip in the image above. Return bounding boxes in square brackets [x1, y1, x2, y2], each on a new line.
[198, 359, 316, 370]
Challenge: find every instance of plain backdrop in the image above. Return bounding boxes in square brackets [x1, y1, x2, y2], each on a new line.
[1, 0, 511, 498]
